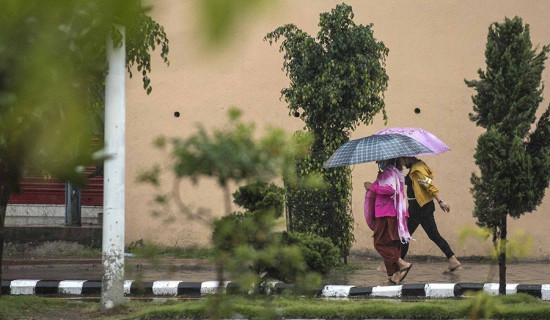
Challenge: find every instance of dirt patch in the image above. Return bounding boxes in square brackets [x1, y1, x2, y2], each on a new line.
[4, 241, 101, 259]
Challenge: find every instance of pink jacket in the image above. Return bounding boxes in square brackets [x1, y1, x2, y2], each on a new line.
[369, 181, 409, 218]
[363, 166, 411, 243]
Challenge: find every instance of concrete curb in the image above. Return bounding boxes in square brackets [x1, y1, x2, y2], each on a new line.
[2, 280, 549, 299]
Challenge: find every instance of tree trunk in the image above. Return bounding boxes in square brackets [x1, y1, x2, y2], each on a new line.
[222, 183, 231, 216]
[498, 215, 507, 295]
[0, 183, 11, 296]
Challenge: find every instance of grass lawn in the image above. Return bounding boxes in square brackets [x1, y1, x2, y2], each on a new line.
[1, 293, 550, 319]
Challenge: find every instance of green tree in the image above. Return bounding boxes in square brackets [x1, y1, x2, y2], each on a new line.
[265, 3, 389, 261]
[0, 0, 169, 290]
[465, 16, 550, 294]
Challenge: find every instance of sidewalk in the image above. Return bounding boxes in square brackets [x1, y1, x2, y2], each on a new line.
[4, 255, 548, 284]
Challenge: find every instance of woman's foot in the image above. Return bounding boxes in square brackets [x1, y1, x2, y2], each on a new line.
[448, 255, 462, 272]
[397, 258, 412, 270]
[388, 272, 401, 285]
[397, 259, 412, 282]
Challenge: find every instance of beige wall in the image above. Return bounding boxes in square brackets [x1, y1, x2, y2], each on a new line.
[126, 0, 550, 258]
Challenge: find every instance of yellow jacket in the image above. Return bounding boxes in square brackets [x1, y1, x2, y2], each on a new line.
[409, 160, 439, 207]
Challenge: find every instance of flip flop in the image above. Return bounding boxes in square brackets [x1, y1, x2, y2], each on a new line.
[383, 278, 397, 286]
[399, 264, 413, 283]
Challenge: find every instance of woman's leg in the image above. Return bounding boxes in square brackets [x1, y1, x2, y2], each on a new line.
[374, 238, 401, 276]
[374, 218, 401, 277]
[419, 207, 455, 259]
[401, 205, 421, 259]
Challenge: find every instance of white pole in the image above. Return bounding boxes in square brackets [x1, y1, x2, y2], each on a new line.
[102, 25, 126, 309]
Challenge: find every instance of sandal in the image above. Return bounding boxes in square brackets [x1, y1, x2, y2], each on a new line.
[399, 264, 413, 282]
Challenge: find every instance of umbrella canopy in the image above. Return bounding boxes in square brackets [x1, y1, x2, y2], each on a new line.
[374, 127, 450, 155]
[323, 134, 432, 168]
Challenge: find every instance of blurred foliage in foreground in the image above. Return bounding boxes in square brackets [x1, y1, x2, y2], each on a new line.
[197, 0, 272, 46]
[459, 226, 534, 261]
[139, 108, 326, 318]
[0, 0, 169, 289]
[0, 0, 168, 189]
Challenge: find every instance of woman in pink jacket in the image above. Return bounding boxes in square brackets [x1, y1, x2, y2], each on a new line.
[365, 158, 413, 285]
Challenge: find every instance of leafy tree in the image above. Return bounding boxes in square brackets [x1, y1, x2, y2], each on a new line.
[0, 0, 169, 291]
[465, 16, 550, 294]
[265, 3, 389, 261]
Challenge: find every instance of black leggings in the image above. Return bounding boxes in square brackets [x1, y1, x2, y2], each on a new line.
[401, 200, 455, 259]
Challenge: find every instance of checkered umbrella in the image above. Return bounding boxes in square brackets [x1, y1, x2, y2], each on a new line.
[323, 134, 433, 168]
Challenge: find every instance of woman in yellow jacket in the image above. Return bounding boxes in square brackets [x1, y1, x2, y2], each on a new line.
[401, 157, 462, 272]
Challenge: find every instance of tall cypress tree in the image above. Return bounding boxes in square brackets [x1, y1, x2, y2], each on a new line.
[465, 16, 550, 294]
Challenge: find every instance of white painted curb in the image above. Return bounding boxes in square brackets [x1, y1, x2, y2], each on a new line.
[425, 283, 455, 298]
[371, 285, 402, 297]
[542, 284, 550, 301]
[3, 280, 550, 299]
[483, 283, 518, 295]
[10, 280, 40, 295]
[124, 280, 134, 295]
[322, 285, 354, 297]
[152, 281, 181, 296]
[200, 281, 230, 295]
[59, 280, 86, 295]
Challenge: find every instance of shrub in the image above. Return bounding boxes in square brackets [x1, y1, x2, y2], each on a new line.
[283, 231, 340, 274]
[212, 210, 309, 287]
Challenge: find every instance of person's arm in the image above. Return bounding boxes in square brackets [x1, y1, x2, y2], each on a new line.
[411, 170, 450, 212]
[434, 194, 450, 212]
[412, 171, 439, 196]
[370, 183, 395, 195]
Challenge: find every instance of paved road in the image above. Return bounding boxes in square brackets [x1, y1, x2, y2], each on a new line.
[3, 255, 548, 285]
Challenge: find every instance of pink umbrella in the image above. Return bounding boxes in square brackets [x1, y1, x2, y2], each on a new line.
[374, 127, 450, 155]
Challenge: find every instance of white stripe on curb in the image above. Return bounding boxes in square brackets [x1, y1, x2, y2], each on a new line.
[322, 285, 355, 297]
[542, 284, 550, 301]
[10, 280, 40, 295]
[264, 281, 279, 294]
[200, 281, 230, 295]
[371, 285, 402, 297]
[425, 283, 455, 298]
[483, 283, 518, 295]
[59, 280, 86, 295]
[124, 280, 134, 295]
[152, 281, 181, 296]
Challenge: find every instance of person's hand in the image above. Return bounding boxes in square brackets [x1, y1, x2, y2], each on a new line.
[439, 200, 450, 212]
[364, 182, 372, 190]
